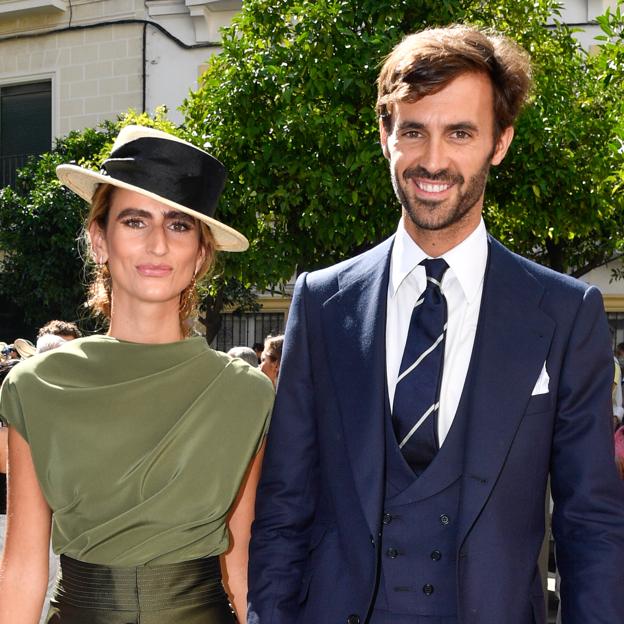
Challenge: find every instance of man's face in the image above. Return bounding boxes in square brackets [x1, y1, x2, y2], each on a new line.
[380, 72, 514, 247]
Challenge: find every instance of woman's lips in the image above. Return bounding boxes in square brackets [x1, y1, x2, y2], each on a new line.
[136, 264, 173, 277]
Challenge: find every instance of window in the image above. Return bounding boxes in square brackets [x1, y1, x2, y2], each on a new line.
[608, 312, 624, 351]
[211, 312, 285, 352]
[0, 81, 51, 188]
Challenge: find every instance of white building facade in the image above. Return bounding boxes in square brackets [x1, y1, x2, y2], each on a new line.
[0, 0, 240, 186]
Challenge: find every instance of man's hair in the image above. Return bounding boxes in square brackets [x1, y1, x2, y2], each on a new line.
[37, 319, 82, 339]
[376, 24, 532, 138]
[227, 346, 260, 367]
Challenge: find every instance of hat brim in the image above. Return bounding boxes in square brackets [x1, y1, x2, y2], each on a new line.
[56, 164, 249, 252]
[14, 339, 36, 358]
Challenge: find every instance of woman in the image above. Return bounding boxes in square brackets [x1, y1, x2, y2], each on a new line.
[258, 334, 284, 389]
[0, 126, 274, 624]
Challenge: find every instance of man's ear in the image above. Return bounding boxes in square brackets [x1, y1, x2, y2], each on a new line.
[88, 221, 108, 265]
[491, 125, 515, 166]
[379, 118, 390, 160]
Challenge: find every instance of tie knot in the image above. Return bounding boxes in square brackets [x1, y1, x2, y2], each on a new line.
[421, 258, 448, 287]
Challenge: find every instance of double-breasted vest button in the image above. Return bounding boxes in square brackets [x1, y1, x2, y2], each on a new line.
[430, 549, 442, 561]
[423, 583, 434, 596]
[347, 614, 360, 624]
[439, 513, 450, 525]
[382, 512, 393, 525]
[386, 547, 399, 559]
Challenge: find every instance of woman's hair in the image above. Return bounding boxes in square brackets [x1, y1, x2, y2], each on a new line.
[84, 183, 216, 337]
[263, 334, 284, 364]
[376, 25, 532, 140]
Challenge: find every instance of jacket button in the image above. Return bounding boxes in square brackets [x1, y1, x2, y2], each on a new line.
[423, 583, 434, 596]
[430, 549, 442, 561]
[439, 513, 450, 525]
[386, 547, 399, 559]
[383, 512, 393, 525]
[347, 615, 360, 624]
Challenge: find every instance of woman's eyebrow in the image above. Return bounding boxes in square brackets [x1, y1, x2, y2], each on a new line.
[163, 210, 195, 224]
[116, 207, 152, 221]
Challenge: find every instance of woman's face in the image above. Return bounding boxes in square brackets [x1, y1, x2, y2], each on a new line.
[89, 188, 204, 312]
[259, 350, 280, 388]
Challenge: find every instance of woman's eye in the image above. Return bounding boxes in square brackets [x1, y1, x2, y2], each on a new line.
[170, 221, 192, 232]
[123, 218, 144, 228]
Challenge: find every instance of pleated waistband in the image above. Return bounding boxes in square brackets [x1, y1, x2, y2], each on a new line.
[55, 554, 228, 611]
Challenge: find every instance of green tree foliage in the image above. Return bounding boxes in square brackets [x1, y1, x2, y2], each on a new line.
[182, 0, 624, 283]
[482, 2, 624, 275]
[0, 110, 178, 332]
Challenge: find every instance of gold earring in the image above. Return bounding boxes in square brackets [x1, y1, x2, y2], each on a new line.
[180, 275, 197, 317]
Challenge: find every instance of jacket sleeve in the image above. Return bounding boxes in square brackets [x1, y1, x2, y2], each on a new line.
[550, 285, 624, 622]
[248, 273, 320, 624]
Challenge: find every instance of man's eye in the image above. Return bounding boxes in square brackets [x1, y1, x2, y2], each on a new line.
[452, 130, 471, 139]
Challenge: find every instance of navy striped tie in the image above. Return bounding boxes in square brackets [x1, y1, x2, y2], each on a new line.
[392, 258, 449, 475]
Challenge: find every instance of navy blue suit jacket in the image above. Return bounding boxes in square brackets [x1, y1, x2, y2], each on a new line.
[248, 236, 624, 624]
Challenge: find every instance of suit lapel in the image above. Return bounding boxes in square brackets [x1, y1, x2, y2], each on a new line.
[322, 238, 393, 538]
[457, 238, 555, 546]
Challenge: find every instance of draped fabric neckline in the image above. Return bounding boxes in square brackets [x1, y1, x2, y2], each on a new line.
[0, 335, 274, 566]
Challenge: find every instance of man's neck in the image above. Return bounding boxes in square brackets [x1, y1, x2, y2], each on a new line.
[401, 211, 483, 257]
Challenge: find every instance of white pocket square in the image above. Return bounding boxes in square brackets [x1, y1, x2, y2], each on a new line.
[531, 362, 549, 395]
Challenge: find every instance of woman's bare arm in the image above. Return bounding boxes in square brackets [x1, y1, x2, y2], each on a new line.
[221, 443, 266, 622]
[0, 427, 52, 624]
[0, 427, 7, 473]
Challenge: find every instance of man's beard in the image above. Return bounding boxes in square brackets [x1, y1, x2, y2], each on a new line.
[391, 155, 492, 231]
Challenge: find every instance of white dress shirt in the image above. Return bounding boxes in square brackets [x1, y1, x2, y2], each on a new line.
[386, 219, 488, 446]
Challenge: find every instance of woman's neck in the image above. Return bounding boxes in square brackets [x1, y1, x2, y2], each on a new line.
[107, 298, 185, 344]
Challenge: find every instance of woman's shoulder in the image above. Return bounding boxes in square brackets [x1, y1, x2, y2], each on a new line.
[212, 350, 274, 398]
[5, 336, 105, 379]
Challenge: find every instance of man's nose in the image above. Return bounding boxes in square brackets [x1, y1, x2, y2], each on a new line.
[420, 136, 450, 174]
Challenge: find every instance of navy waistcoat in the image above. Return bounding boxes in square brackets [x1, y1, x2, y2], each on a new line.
[373, 391, 468, 620]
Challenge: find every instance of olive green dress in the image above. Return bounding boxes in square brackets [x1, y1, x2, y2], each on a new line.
[0, 335, 274, 622]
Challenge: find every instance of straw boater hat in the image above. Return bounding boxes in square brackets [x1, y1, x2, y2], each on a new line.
[56, 125, 248, 252]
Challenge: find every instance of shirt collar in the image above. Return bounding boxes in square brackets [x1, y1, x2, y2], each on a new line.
[389, 218, 488, 303]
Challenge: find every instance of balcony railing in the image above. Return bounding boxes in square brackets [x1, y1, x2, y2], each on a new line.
[1, 153, 34, 189]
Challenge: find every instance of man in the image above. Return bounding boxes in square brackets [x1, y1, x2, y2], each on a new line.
[36, 319, 82, 353]
[248, 25, 624, 624]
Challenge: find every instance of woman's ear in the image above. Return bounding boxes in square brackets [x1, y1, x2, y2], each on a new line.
[88, 221, 108, 265]
[195, 245, 206, 276]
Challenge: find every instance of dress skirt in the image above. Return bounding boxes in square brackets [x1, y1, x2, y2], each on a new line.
[45, 554, 237, 624]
